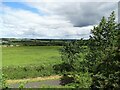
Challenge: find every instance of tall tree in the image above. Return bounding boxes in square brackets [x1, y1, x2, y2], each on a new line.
[86, 11, 120, 88]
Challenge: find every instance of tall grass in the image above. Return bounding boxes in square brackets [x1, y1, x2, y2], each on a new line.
[3, 64, 61, 79]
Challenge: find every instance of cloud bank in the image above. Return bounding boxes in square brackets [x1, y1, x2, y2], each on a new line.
[0, 1, 118, 39]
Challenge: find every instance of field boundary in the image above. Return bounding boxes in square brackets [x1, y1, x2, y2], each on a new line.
[7, 75, 62, 84]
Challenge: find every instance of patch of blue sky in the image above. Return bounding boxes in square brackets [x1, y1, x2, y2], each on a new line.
[2, 2, 46, 16]
[0, 10, 3, 14]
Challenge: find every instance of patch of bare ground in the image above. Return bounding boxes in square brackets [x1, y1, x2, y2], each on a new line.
[7, 75, 62, 84]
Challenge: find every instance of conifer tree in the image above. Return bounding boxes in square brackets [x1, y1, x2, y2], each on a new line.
[87, 11, 120, 88]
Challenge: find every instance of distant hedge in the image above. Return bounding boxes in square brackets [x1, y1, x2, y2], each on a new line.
[2, 39, 89, 46]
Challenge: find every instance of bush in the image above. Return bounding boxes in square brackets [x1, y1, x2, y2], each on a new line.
[0, 74, 9, 89]
[57, 40, 92, 88]
[60, 72, 92, 88]
[3, 64, 57, 79]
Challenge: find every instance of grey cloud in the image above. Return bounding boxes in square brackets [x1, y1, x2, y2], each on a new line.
[48, 2, 117, 27]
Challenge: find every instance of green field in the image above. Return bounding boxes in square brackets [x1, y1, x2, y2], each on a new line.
[2, 46, 62, 66]
[2, 46, 62, 79]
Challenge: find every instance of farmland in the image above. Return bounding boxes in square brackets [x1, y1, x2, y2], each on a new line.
[2, 46, 63, 79]
[2, 46, 62, 66]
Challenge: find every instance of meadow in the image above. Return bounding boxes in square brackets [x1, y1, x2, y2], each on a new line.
[2, 46, 62, 66]
[2, 46, 62, 79]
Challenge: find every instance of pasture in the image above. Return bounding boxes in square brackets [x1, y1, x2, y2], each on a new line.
[2, 46, 62, 79]
[2, 46, 62, 66]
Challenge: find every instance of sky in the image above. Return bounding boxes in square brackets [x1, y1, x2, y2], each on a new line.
[0, 0, 119, 39]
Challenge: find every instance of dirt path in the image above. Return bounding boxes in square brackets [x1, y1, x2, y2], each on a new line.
[7, 75, 62, 88]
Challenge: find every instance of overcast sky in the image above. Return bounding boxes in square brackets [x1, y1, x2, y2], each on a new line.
[0, 0, 118, 39]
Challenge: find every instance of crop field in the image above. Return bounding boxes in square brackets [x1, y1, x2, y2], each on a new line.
[2, 46, 62, 79]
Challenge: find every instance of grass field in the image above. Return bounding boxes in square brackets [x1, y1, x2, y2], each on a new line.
[2, 46, 62, 66]
[2, 46, 63, 79]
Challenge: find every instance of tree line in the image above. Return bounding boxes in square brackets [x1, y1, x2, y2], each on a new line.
[2, 38, 89, 46]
